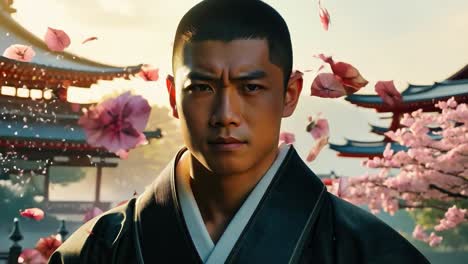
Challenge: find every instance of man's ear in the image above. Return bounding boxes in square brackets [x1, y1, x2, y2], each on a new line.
[166, 74, 179, 119]
[282, 70, 303, 117]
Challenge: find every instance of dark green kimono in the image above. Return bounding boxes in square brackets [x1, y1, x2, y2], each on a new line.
[49, 146, 429, 263]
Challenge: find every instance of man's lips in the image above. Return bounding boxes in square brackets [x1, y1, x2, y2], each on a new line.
[208, 137, 246, 144]
[207, 137, 247, 151]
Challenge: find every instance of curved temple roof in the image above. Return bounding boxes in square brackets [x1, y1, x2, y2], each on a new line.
[346, 79, 468, 110]
[329, 139, 407, 158]
[0, 118, 162, 158]
[0, 8, 142, 87]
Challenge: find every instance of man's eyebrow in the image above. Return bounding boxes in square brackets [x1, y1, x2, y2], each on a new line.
[186, 70, 267, 81]
[233, 70, 267, 81]
[187, 71, 217, 81]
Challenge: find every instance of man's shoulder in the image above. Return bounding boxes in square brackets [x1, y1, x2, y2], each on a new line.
[49, 200, 136, 263]
[329, 194, 429, 263]
[330, 194, 392, 233]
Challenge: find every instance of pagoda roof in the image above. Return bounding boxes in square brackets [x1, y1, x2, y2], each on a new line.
[370, 124, 389, 135]
[0, 9, 142, 87]
[369, 123, 443, 136]
[345, 79, 468, 112]
[447, 64, 468, 81]
[329, 139, 407, 158]
[0, 118, 162, 159]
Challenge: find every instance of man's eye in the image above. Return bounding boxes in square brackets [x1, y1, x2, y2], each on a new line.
[188, 84, 213, 93]
[244, 84, 262, 92]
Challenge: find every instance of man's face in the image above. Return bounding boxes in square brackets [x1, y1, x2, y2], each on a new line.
[171, 39, 298, 175]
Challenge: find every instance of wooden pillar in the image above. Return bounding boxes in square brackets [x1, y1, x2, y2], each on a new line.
[95, 163, 102, 205]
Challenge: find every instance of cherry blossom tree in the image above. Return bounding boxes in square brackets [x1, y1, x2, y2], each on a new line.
[333, 97, 467, 247]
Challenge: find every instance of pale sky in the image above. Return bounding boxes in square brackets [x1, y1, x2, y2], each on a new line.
[9, 0, 468, 177]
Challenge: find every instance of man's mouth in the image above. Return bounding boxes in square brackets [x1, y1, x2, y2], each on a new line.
[208, 137, 247, 151]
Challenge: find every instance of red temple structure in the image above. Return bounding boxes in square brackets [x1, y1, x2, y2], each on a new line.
[0, 1, 161, 214]
[329, 65, 468, 158]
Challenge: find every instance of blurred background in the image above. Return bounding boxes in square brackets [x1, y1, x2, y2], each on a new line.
[0, 0, 467, 263]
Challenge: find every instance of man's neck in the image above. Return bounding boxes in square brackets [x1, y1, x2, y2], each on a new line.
[176, 147, 279, 243]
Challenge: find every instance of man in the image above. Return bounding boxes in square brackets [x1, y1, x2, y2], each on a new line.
[50, 0, 429, 263]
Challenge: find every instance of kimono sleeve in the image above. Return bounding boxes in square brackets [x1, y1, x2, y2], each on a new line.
[49, 201, 136, 264]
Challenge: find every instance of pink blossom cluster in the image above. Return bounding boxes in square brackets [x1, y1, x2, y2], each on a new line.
[434, 205, 467, 231]
[78, 91, 151, 159]
[335, 97, 467, 246]
[412, 225, 443, 247]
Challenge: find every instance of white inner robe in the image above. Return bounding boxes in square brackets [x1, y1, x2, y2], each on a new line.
[175, 143, 291, 263]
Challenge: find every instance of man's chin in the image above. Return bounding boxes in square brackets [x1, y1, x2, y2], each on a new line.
[204, 158, 250, 176]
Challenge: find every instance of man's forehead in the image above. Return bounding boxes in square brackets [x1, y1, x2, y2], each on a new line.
[175, 39, 274, 76]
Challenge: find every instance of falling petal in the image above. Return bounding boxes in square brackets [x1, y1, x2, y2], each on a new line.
[307, 117, 330, 140]
[375, 80, 402, 107]
[3, 44, 36, 62]
[35, 235, 62, 259]
[18, 249, 47, 264]
[20, 208, 45, 221]
[318, 0, 331, 31]
[78, 92, 151, 157]
[313, 53, 368, 93]
[311, 73, 346, 98]
[44, 27, 71, 52]
[82, 36, 98, 44]
[279, 131, 296, 144]
[138, 65, 159, 81]
[306, 136, 329, 162]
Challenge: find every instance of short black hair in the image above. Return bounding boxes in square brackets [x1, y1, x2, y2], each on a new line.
[172, 0, 293, 87]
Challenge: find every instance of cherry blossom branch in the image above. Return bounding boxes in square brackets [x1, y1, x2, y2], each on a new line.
[398, 201, 449, 212]
[428, 184, 468, 199]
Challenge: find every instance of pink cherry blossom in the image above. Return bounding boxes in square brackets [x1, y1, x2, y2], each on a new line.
[20, 208, 45, 221]
[311, 72, 346, 98]
[138, 64, 159, 81]
[83, 207, 104, 222]
[318, 0, 330, 31]
[428, 232, 443, 247]
[339, 98, 467, 246]
[44, 27, 71, 52]
[18, 249, 47, 264]
[412, 225, 429, 241]
[279, 131, 296, 144]
[375, 80, 402, 107]
[434, 206, 467, 231]
[306, 136, 328, 162]
[312, 54, 368, 98]
[382, 143, 394, 159]
[3, 44, 36, 62]
[78, 91, 151, 159]
[35, 235, 62, 259]
[306, 116, 330, 140]
[330, 61, 368, 90]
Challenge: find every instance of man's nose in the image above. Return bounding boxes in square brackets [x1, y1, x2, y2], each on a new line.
[209, 87, 241, 128]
